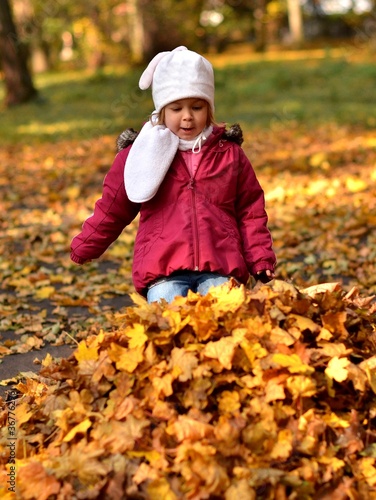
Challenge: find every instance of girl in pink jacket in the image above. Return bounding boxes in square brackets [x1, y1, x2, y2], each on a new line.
[71, 46, 276, 303]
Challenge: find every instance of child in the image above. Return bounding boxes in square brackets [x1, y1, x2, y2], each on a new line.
[70, 46, 276, 303]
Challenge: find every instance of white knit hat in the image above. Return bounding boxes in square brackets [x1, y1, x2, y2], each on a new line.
[139, 46, 215, 113]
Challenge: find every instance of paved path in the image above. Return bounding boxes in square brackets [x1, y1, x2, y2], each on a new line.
[0, 294, 134, 400]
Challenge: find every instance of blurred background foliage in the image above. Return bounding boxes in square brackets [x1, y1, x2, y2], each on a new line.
[1, 0, 376, 73]
[1, 0, 375, 136]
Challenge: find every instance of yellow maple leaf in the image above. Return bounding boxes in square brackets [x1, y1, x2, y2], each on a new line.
[360, 356, 376, 394]
[147, 478, 178, 500]
[316, 327, 333, 341]
[318, 455, 345, 472]
[63, 417, 92, 442]
[241, 341, 268, 365]
[358, 457, 376, 487]
[129, 292, 147, 307]
[286, 375, 317, 399]
[126, 323, 148, 349]
[325, 356, 349, 382]
[163, 309, 191, 334]
[108, 343, 144, 373]
[90, 329, 105, 349]
[34, 285, 55, 300]
[41, 352, 53, 367]
[203, 336, 236, 370]
[272, 353, 314, 375]
[15, 402, 34, 426]
[322, 412, 350, 429]
[209, 285, 247, 316]
[218, 390, 241, 414]
[270, 429, 293, 460]
[74, 339, 99, 363]
[128, 450, 162, 465]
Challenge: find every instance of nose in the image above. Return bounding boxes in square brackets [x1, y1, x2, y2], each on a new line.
[182, 107, 193, 120]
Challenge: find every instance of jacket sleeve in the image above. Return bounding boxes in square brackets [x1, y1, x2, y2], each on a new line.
[70, 148, 140, 264]
[235, 147, 276, 276]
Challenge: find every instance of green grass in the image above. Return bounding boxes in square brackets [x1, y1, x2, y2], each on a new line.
[1, 51, 375, 145]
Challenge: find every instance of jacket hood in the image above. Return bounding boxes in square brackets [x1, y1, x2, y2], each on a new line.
[116, 123, 243, 153]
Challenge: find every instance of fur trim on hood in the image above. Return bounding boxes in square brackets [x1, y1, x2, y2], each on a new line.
[116, 124, 244, 153]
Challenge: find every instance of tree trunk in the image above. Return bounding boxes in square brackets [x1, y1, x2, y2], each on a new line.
[254, 0, 267, 52]
[287, 0, 304, 46]
[126, 0, 146, 64]
[0, 0, 38, 106]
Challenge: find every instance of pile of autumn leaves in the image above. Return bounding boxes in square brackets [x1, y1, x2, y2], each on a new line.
[1, 281, 376, 500]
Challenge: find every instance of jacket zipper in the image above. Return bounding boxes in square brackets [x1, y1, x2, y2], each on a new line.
[181, 152, 200, 271]
[188, 177, 200, 270]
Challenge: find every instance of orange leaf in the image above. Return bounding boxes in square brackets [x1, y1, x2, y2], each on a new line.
[18, 462, 60, 500]
[169, 347, 198, 382]
[166, 415, 213, 442]
[218, 390, 241, 414]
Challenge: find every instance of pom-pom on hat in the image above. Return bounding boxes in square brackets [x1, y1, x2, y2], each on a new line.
[139, 46, 215, 113]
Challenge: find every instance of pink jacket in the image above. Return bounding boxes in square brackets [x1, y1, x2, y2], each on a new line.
[71, 126, 276, 295]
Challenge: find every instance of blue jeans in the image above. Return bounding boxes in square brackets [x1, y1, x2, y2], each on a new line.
[146, 272, 229, 303]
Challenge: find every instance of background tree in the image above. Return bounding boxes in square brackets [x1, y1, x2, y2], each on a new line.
[125, 0, 205, 62]
[254, 0, 268, 51]
[2, 0, 375, 77]
[0, 0, 37, 106]
[287, 0, 304, 45]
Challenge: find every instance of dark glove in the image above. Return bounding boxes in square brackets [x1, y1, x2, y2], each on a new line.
[255, 270, 275, 283]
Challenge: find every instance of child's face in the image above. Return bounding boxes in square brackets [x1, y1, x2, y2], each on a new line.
[164, 98, 209, 140]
